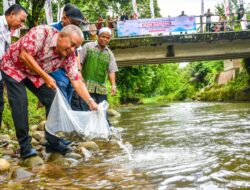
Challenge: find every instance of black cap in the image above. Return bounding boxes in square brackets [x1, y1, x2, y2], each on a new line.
[64, 5, 84, 23]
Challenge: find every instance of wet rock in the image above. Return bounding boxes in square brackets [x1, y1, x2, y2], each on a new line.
[19, 156, 44, 168]
[77, 147, 92, 161]
[78, 141, 99, 152]
[30, 125, 38, 132]
[0, 158, 11, 172]
[52, 157, 78, 167]
[108, 109, 121, 117]
[32, 131, 45, 143]
[65, 152, 82, 160]
[0, 134, 11, 142]
[48, 153, 64, 162]
[0, 148, 14, 156]
[2, 155, 12, 161]
[31, 138, 40, 146]
[38, 120, 46, 131]
[0, 173, 7, 183]
[11, 167, 34, 181]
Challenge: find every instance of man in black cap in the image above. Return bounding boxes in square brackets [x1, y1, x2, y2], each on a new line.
[46, 4, 84, 149]
[50, 4, 84, 105]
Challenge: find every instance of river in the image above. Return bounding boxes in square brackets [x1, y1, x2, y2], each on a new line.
[1, 102, 250, 189]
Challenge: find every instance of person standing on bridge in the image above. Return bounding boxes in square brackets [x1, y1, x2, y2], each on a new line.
[204, 9, 214, 32]
[237, 4, 246, 30]
[77, 27, 118, 127]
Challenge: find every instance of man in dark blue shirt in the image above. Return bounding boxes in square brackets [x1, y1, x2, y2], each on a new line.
[50, 4, 84, 104]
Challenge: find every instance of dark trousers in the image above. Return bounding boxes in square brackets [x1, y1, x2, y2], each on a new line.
[0, 79, 4, 127]
[206, 23, 211, 32]
[71, 90, 81, 111]
[2, 72, 55, 149]
[81, 93, 111, 126]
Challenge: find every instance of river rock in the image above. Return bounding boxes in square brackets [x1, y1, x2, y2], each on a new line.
[65, 152, 82, 160]
[31, 138, 40, 146]
[11, 167, 34, 181]
[30, 125, 38, 132]
[1, 148, 14, 156]
[19, 156, 44, 168]
[78, 141, 99, 152]
[38, 120, 46, 131]
[48, 153, 64, 162]
[0, 134, 11, 142]
[32, 131, 45, 143]
[77, 147, 92, 161]
[52, 157, 79, 167]
[0, 158, 11, 172]
[108, 109, 121, 117]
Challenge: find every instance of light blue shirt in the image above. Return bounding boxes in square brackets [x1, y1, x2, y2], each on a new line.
[0, 15, 11, 80]
[0, 15, 11, 61]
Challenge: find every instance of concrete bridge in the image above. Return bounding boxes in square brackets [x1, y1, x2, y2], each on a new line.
[109, 30, 250, 67]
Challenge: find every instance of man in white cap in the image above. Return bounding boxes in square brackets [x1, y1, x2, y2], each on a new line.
[77, 27, 118, 126]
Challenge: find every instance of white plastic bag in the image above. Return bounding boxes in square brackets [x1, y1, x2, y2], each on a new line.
[45, 88, 111, 140]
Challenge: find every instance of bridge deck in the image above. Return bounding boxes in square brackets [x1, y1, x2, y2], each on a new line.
[109, 31, 250, 66]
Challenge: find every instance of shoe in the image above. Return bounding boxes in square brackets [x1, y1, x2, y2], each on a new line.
[60, 138, 72, 146]
[45, 141, 72, 155]
[20, 147, 37, 159]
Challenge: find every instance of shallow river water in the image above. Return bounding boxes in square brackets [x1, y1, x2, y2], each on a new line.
[1, 102, 250, 189]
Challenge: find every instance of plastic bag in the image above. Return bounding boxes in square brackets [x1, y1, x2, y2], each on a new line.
[45, 88, 111, 140]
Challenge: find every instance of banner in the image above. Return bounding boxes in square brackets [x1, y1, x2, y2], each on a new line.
[132, 0, 139, 19]
[44, 0, 53, 24]
[3, 0, 15, 11]
[150, 0, 155, 18]
[117, 16, 196, 37]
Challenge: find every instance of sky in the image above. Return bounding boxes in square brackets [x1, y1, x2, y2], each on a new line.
[157, 0, 250, 17]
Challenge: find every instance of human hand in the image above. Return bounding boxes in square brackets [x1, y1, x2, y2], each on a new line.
[88, 100, 98, 110]
[44, 75, 57, 89]
[111, 85, 117, 96]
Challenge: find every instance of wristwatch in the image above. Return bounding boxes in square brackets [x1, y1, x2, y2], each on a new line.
[87, 98, 94, 105]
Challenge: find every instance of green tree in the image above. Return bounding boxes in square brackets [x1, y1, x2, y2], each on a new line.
[16, 0, 46, 28]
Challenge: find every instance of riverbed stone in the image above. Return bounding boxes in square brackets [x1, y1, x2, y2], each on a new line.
[19, 156, 44, 168]
[31, 138, 40, 146]
[52, 157, 79, 167]
[0, 134, 11, 142]
[32, 131, 45, 143]
[48, 153, 64, 162]
[65, 152, 82, 160]
[78, 141, 99, 152]
[11, 167, 34, 181]
[108, 109, 121, 117]
[30, 125, 38, 132]
[38, 120, 46, 131]
[0, 158, 11, 172]
[77, 147, 92, 160]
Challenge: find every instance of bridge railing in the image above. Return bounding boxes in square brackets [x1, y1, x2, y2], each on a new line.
[82, 14, 250, 40]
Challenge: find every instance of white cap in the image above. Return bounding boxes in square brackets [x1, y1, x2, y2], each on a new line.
[99, 27, 112, 36]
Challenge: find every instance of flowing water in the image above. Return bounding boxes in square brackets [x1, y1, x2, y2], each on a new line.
[1, 102, 250, 189]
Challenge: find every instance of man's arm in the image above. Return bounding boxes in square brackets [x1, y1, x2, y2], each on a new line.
[70, 79, 98, 110]
[108, 72, 116, 96]
[19, 48, 57, 89]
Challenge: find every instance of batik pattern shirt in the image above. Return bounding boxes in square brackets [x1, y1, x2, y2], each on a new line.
[0, 25, 79, 88]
